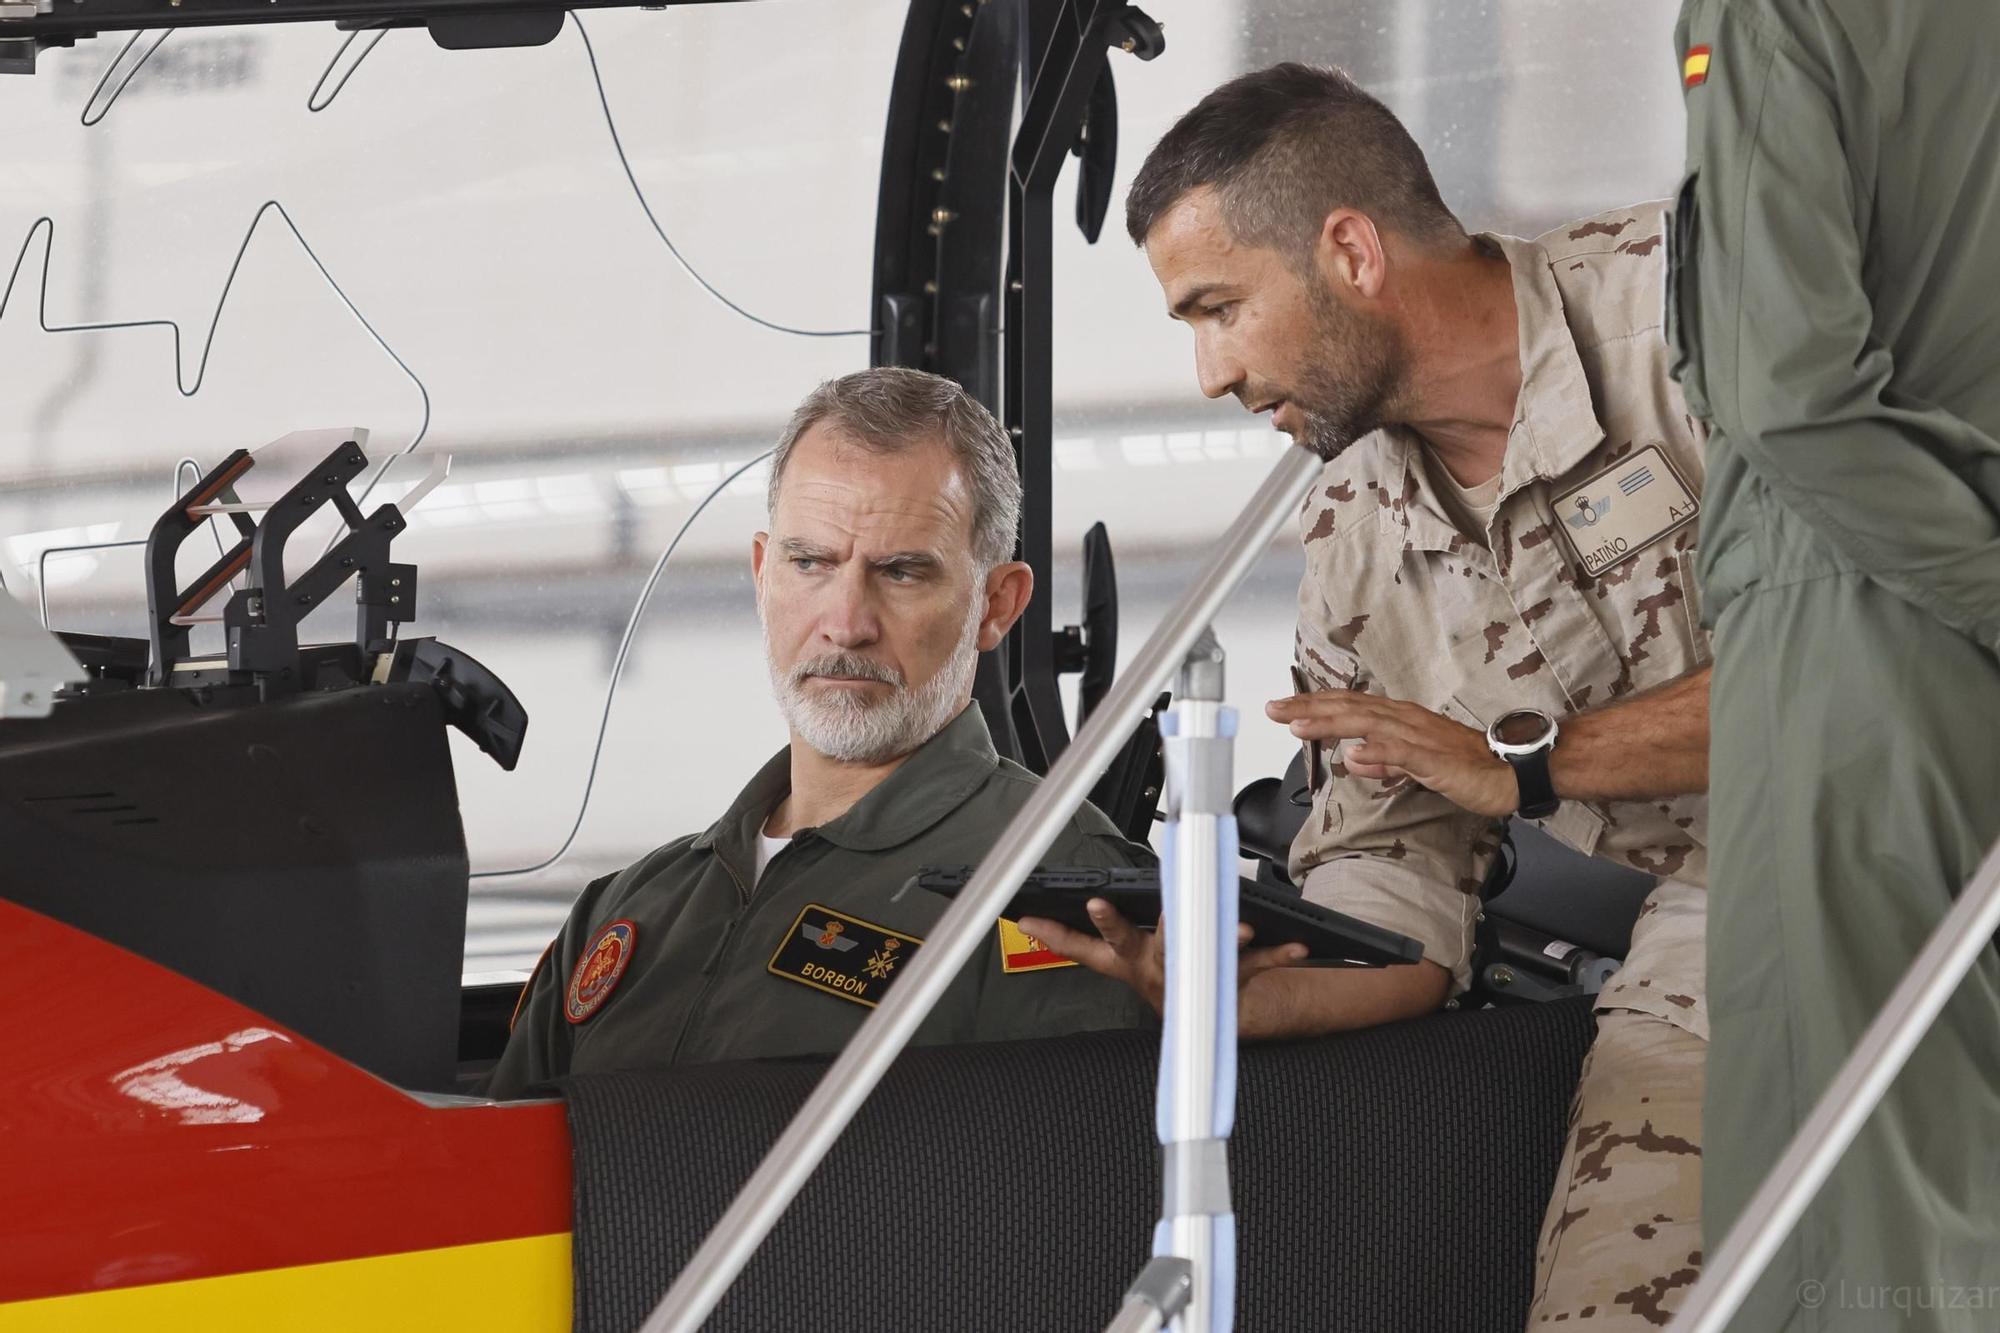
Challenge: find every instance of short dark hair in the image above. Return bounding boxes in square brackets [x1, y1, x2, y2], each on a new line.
[769, 367, 1021, 570]
[1124, 63, 1464, 257]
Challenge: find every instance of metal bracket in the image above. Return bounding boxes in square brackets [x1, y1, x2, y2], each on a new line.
[1000, 1, 1162, 773]
[0, 0, 759, 63]
[0, 584, 83, 718]
[1105, 1257, 1194, 1333]
[1161, 1138, 1232, 1217]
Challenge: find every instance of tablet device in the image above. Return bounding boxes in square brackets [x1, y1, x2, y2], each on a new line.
[910, 865, 1422, 969]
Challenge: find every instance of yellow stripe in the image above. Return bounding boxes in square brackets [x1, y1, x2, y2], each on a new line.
[1684, 50, 1711, 79]
[2, 1233, 570, 1331]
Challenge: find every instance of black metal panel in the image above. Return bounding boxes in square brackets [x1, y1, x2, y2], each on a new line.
[871, 0, 955, 369]
[1, 0, 751, 42]
[929, 3, 1015, 406]
[870, 0, 1012, 389]
[1000, 1, 1160, 773]
[871, 0, 1021, 760]
[0, 682, 469, 1091]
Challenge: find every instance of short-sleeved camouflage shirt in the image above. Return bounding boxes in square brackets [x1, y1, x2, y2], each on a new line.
[1290, 205, 1709, 1040]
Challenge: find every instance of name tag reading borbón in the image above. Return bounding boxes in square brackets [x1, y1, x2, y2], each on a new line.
[768, 903, 924, 1008]
[1552, 444, 1699, 578]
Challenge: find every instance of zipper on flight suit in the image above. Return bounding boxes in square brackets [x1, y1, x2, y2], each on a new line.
[668, 834, 804, 1064]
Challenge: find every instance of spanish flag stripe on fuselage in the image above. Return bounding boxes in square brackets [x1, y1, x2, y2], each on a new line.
[0, 1233, 571, 1331]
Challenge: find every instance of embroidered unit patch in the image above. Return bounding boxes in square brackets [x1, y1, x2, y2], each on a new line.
[768, 904, 924, 1008]
[565, 918, 638, 1024]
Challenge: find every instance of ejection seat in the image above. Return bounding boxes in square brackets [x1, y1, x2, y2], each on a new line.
[1234, 751, 1656, 1004]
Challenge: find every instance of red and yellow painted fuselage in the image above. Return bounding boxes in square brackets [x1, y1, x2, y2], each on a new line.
[0, 900, 572, 1328]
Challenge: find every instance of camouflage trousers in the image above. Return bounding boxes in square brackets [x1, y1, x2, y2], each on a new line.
[1526, 1009, 1706, 1329]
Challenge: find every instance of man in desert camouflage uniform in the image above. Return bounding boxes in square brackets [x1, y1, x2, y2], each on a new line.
[1027, 66, 1712, 1327]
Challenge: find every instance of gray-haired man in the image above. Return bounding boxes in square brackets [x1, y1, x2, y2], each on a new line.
[488, 367, 1155, 1096]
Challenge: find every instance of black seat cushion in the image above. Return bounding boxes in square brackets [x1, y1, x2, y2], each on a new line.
[561, 997, 1595, 1332]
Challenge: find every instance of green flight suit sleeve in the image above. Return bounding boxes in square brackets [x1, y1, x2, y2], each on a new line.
[484, 873, 616, 1099]
[1672, 0, 2000, 651]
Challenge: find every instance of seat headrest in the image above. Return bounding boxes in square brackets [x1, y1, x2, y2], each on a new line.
[1234, 748, 1311, 868]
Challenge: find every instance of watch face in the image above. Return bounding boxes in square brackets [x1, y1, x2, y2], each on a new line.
[1493, 709, 1552, 748]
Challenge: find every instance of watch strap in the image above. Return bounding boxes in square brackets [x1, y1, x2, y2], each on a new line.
[1506, 749, 1560, 820]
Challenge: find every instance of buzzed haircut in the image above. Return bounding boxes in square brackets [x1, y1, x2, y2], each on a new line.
[769, 367, 1022, 570]
[1124, 62, 1464, 258]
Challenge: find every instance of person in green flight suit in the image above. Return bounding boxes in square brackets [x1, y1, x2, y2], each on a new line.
[486, 368, 1162, 1098]
[1666, 4, 2000, 1328]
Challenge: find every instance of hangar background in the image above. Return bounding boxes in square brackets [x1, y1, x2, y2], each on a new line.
[0, 0, 1683, 973]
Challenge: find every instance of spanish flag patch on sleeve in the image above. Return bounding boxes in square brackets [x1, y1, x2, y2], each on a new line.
[1684, 44, 1712, 88]
[997, 918, 1076, 974]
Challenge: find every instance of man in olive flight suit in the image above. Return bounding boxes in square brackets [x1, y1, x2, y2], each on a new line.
[1668, 4, 2000, 1328]
[487, 368, 1153, 1098]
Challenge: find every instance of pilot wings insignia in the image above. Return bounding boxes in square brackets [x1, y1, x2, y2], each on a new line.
[1565, 494, 1611, 529]
[801, 921, 860, 952]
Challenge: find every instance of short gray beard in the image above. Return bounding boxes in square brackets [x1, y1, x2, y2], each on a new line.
[766, 592, 984, 766]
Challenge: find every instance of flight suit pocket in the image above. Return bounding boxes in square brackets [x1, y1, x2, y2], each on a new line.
[1663, 174, 1710, 419]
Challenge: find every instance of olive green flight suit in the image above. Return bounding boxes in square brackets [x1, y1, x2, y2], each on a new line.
[1667, 3, 2000, 1327]
[486, 705, 1157, 1099]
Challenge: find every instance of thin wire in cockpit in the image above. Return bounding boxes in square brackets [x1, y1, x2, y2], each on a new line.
[308, 28, 390, 113]
[80, 29, 173, 127]
[1, 208, 430, 454]
[5, 204, 431, 580]
[570, 11, 874, 340]
[470, 447, 776, 882]
[288, 13, 874, 339]
[71, 16, 868, 344]
[63, 40, 434, 540]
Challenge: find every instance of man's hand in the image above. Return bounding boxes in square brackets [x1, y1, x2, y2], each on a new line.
[1266, 691, 1518, 817]
[1017, 900, 1308, 1014]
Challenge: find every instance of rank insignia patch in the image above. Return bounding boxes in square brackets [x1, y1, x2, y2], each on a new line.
[997, 917, 1076, 974]
[768, 904, 923, 1007]
[565, 918, 638, 1024]
[1552, 444, 1699, 579]
[1683, 44, 1711, 88]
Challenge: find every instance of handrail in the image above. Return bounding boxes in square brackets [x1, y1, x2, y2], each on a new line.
[1668, 831, 2000, 1331]
[638, 442, 1325, 1333]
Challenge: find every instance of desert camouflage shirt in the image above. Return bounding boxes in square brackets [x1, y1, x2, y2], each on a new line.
[1289, 205, 1710, 1040]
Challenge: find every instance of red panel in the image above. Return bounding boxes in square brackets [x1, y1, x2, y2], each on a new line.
[0, 901, 571, 1303]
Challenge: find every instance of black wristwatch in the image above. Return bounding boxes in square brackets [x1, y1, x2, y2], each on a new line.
[1486, 708, 1561, 820]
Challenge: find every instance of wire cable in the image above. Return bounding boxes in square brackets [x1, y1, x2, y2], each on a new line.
[81, 29, 173, 127]
[470, 447, 775, 880]
[1, 207, 429, 454]
[569, 11, 873, 340]
[308, 28, 390, 113]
